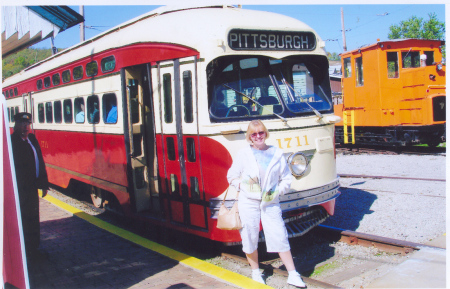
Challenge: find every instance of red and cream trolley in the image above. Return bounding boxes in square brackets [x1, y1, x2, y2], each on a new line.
[3, 5, 340, 244]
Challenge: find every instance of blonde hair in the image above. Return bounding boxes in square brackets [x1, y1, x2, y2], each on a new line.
[246, 120, 269, 143]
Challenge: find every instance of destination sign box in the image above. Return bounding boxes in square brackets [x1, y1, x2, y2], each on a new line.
[228, 29, 316, 51]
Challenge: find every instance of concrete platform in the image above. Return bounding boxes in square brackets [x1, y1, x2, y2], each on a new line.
[366, 234, 447, 288]
[28, 195, 269, 289]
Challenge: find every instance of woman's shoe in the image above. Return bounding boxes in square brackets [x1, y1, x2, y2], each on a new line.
[252, 272, 265, 284]
[287, 271, 306, 288]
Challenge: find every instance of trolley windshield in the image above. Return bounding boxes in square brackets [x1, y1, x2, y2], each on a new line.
[207, 55, 332, 122]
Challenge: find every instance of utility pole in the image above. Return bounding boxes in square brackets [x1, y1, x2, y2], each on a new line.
[80, 6, 85, 42]
[50, 36, 57, 55]
[341, 7, 347, 52]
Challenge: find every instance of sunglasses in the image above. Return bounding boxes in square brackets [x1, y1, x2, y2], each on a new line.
[251, 131, 265, 138]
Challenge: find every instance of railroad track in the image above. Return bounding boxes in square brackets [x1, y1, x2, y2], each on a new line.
[336, 145, 446, 156]
[314, 225, 437, 255]
[338, 173, 445, 182]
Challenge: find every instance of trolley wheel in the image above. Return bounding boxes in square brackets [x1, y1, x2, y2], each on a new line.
[90, 186, 104, 208]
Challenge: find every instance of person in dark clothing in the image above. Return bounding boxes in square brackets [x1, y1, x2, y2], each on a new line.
[10, 112, 49, 261]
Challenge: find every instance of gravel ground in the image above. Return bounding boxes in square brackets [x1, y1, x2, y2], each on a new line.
[326, 152, 446, 244]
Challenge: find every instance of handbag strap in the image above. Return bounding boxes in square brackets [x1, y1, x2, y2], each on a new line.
[221, 185, 239, 205]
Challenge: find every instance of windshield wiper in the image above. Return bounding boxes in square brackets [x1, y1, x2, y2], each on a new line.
[282, 78, 323, 120]
[222, 84, 287, 124]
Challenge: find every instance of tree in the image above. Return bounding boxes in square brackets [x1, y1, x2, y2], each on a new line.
[388, 13, 445, 40]
[327, 52, 340, 61]
[2, 48, 53, 79]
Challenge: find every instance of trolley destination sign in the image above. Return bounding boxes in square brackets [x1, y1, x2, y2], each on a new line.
[228, 29, 316, 51]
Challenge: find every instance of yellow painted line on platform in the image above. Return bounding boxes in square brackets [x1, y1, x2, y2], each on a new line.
[43, 194, 270, 288]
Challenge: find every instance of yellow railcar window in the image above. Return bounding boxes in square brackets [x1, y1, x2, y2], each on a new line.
[387, 52, 399, 78]
[343, 58, 351, 78]
[355, 57, 363, 86]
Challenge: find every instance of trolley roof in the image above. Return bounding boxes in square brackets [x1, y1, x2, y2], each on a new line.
[340, 38, 445, 57]
[3, 5, 326, 87]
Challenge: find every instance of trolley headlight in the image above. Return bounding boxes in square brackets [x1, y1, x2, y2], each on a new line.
[287, 152, 309, 177]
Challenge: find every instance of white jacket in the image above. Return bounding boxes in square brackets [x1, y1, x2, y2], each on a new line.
[227, 145, 292, 207]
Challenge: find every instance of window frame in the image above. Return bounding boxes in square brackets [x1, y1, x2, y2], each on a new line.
[103, 93, 118, 124]
[37, 79, 43, 90]
[87, 95, 100, 124]
[62, 70, 71, 83]
[45, 102, 53, 123]
[101, 56, 116, 73]
[73, 65, 83, 80]
[38, 103, 45, 123]
[387, 51, 399, 79]
[63, 99, 73, 123]
[163, 73, 173, 123]
[183, 70, 194, 123]
[54, 100, 62, 123]
[86, 61, 99, 77]
[44, 76, 51, 88]
[355, 56, 364, 86]
[74, 97, 85, 123]
[52, 73, 61, 86]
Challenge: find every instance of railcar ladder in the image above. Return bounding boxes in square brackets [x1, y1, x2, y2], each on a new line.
[343, 110, 355, 144]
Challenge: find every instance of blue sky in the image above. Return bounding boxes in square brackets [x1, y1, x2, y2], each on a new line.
[31, 4, 446, 54]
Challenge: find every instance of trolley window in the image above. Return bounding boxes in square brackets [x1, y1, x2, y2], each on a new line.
[14, 107, 19, 116]
[74, 97, 85, 123]
[186, 137, 196, 162]
[52, 73, 61, 86]
[9, 107, 15, 122]
[134, 167, 145, 189]
[86, 61, 98, 77]
[54, 100, 62, 123]
[45, 102, 53, 123]
[101, 56, 115, 73]
[170, 174, 180, 196]
[14, 87, 18, 96]
[87, 95, 100, 124]
[73, 66, 83, 80]
[190, 176, 200, 200]
[183, 70, 194, 123]
[62, 70, 71, 83]
[387, 52, 399, 78]
[37, 79, 43, 90]
[402, 51, 420, 68]
[44, 77, 51, 88]
[8, 108, 12, 122]
[103, 93, 117, 124]
[63, 99, 73, 123]
[207, 55, 332, 121]
[166, 137, 176, 160]
[38, 103, 45, 123]
[163, 73, 173, 123]
[128, 79, 140, 124]
[355, 57, 363, 86]
[10, 89, 13, 96]
[5, 90, 9, 98]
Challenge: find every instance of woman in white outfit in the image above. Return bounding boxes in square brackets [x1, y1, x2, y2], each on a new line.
[227, 120, 306, 287]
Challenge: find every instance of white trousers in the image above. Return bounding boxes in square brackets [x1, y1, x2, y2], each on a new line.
[238, 194, 290, 254]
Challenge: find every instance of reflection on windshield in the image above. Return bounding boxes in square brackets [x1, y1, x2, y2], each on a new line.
[207, 56, 332, 121]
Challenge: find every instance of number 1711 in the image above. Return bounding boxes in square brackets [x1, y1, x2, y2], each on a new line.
[276, 135, 309, 149]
